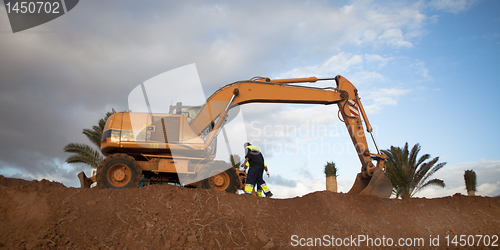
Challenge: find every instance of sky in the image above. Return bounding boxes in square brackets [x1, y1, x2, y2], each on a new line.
[0, 0, 499, 198]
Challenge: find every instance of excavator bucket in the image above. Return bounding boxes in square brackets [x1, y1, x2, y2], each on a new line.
[347, 168, 392, 198]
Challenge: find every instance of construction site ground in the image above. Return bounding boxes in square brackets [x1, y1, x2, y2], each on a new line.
[0, 175, 499, 249]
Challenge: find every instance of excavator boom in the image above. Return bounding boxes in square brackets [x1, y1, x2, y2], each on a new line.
[193, 75, 392, 197]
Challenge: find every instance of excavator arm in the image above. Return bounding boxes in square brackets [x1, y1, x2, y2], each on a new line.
[192, 75, 392, 198]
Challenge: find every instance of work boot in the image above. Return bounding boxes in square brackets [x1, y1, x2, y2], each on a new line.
[265, 192, 273, 198]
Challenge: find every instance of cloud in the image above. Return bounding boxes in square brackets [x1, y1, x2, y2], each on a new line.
[2, 158, 84, 187]
[242, 104, 343, 158]
[349, 71, 386, 86]
[415, 160, 500, 198]
[274, 52, 411, 114]
[270, 168, 325, 198]
[275, 52, 363, 78]
[267, 174, 298, 188]
[364, 54, 393, 68]
[378, 28, 413, 48]
[364, 88, 411, 113]
[428, 0, 478, 14]
[411, 60, 432, 80]
[276, 52, 391, 79]
[477, 181, 500, 197]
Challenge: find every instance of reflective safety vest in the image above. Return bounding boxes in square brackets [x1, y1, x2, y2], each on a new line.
[245, 145, 267, 167]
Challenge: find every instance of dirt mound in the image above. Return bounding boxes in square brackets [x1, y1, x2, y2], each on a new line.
[0, 175, 66, 189]
[0, 176, 498, 249]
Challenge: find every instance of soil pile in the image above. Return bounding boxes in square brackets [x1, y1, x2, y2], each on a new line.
[0, 175, 498, 249]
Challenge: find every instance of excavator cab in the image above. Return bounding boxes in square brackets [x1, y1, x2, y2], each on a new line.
[168, 102, 202, 124]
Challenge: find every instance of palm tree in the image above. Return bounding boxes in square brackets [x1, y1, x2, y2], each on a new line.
[324, 161, 338, 192]
[464, 169, 477, 196]
[382, 142, 446, 198]
[64, 110, 115, 168]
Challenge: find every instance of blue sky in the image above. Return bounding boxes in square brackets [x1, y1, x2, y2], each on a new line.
[231, 0, 500, 198]
[0, 0, 498, 198]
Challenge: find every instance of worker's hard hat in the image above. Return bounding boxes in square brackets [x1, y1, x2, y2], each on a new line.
[244, 142, 251, 148]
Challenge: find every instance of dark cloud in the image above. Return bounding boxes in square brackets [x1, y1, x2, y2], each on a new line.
[0, 1, 301, 184]
[267, 174, 297, 188]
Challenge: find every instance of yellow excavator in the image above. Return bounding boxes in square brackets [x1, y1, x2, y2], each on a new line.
[78, 75, 393, 198]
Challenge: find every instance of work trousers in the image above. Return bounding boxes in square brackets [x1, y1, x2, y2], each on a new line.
[245, 165, 270, 196]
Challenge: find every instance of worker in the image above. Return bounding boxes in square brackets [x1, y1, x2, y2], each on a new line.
[240, 142, 273, 197]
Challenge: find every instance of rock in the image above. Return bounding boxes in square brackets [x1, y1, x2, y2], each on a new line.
[263, 241, 275, 249]
[257, 232, 269, 243]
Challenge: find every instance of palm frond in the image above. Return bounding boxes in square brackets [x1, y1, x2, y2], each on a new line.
[63, 109, 115, 169]
[63, 143, 103, 168]
[383, 142, 446, 198]
[413, 157, 437, 184]
[415, 178, 445, 194]
[408, 143, 420, 169]
[82, 129, 102, 148]
[418, 160, 446, 190]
